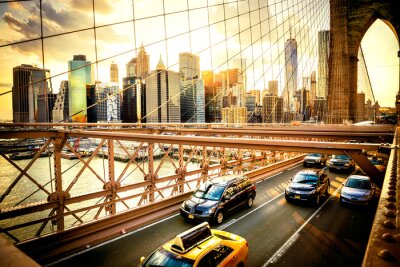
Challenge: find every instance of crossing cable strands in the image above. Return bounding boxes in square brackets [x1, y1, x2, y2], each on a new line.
[1, 0, 329, 124]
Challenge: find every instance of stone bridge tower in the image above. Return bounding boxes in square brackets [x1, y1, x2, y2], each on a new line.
[328, 0, 400, 124]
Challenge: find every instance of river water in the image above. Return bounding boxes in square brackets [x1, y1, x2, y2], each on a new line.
[0, 153, 204, 241]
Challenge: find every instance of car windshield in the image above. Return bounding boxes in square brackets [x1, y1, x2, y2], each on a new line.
[142, 248, 194, 267]
[292, 173, 318, 184]
[308, 153, 321, 157]
[332, 155, 350, 160]
[345, 178, 371, 189]
[194, 183, 225, 201]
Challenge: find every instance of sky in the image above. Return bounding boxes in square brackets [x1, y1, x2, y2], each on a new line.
[0, 0, 398, 122]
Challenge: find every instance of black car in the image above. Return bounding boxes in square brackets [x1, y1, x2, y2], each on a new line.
[180, 175, 256, 224]
[285, 169, 330, 204]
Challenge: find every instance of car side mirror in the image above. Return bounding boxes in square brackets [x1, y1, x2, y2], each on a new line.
[224, 195, 231, 201]
[140, 256, 145, 263]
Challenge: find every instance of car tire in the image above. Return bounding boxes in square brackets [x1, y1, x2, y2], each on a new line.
[285, 194, 291, 202]
[237, 263, 244, 267]
[215, 211, 224, 224]
[246, 196, 254, 208]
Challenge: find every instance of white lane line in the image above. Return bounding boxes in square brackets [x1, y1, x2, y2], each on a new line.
[262, 186, 341, 266]
[218, 192, 285, 231]
[288, 164, 302, 170]
[47, 213, 180, 266]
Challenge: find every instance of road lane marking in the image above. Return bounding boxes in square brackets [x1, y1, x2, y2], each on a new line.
[218, 192, 285, 231]
[47, 213, 180, 266]
[263, 186, 341, 266]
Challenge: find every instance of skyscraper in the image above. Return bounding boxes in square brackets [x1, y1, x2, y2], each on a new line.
[179, 52, 200, 79]
[136, 44, 150, 80]
[146, 56, 180, 123]
[263, 94, 283, 123]
[317, 31, 330, 98]
[52, 81, 69, 123]
[96, 83, 121, 122]
[180, 79, 205, 123]
[122, 76, 146, 123]
[283, 38, 298, 112]
[68, 55, 91, 122]
[268, 80, 279, 96]
[110, 62, 119, 83]
[126, 58, 137, 77]
[12, 64, 52, 122]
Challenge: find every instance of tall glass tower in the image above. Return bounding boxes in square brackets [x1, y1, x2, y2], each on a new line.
[68, 55, 91, 122]
[283, 38, 298, 112]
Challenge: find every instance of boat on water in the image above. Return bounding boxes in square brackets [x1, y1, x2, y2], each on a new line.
[9, 151, 53, 160]
[61, 150, 92, 160]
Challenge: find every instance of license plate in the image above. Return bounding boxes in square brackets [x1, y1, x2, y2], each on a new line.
[188, 214, 194, 219]
[294, 195, 301, 199]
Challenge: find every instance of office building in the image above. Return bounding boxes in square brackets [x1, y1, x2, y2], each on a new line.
[180, 79, 205, 123]
[136, 44, 150, 80]
[317, 31, 330, 98]
[96, 82, 121, 122]
[268, 80, 279, 96]
[86, 84, 97, 123]
[356, 92, 366, 122]
[146, 56, 180, 123]
[68, 55, 91, 122]
[110, 62, 119, 83]
[52, 81, 69, 123]
[283, 38, 298, 112]
[179, 52, 200, 79]
[122, 76, 146, 123]
[12, 64, 52, 122]
[263, 94, 283, 123]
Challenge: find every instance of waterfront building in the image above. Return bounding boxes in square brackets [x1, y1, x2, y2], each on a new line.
[179, 52, 200, 79]
[37, 93, 57, 123]
[283, 38, 298, 112]
[268, 80, 279, 96]
[86, 84, 97, 123]
[68, 55, 91, 122]
[126, 58, 137, 77]
[146, 56, 180, 123]
[248, 90, 260, 105]
[313, 97, 328, 122]
[52, 81, 69, 123]
[263, 94, 283, 123]
[180, 79, 205, 123]
[12, 64, 52, 122]
[110, 62, 119, 83]
[136, 44, 150, 80]
[96, 82, 121, 122]
[221, 106, 247, 124]
[122, 76, 146, 123]
[356, 92, 366, 122]
[317, 30, 330, 98]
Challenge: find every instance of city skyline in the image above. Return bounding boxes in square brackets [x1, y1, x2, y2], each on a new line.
[0, 0, 398, 122]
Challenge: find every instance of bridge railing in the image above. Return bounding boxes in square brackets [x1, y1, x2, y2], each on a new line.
[0, 128, 298, 243]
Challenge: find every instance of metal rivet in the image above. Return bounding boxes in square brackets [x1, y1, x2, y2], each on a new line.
[383, 220, 396, 229]
[389, 181, 396, 186]
[387, 190, 396, 196]
[388, 185, 396, 190]
[378, 249, 396, 261]
[386, 196, 396, 202]
[384, 210, 396, 218]
[381, 233, 395, 242]
[386, 202, 396, 209]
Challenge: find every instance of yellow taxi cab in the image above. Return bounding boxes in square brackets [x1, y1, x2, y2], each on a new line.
[138, 222, 248, 267]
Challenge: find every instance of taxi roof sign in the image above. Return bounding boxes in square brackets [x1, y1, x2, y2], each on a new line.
[171, 222, 212, 254]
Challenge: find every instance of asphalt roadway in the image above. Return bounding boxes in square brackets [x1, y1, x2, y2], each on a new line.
[48, 164, 377, 267]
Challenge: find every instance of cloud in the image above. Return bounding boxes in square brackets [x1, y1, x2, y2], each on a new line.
[2, 12, 40, 39]
[69, 0, 115, 15]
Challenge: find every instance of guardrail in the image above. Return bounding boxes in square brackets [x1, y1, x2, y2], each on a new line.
[362, 128, 400, 266]
[15, 156, 304, 264]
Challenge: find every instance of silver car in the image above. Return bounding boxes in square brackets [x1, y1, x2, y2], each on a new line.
[340, 175, 375, 205]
